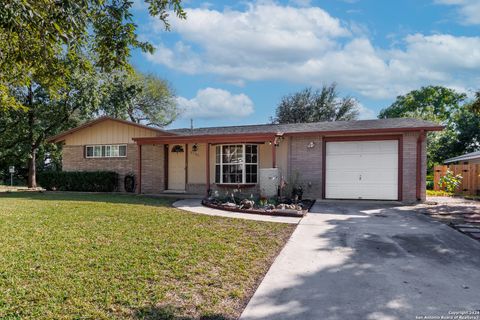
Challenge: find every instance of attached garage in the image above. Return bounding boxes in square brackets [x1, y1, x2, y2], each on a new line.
[324, 137, 401, 200]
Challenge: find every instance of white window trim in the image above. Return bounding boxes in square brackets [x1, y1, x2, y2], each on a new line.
[215, 144, 258, 184]
[85, 144, 127, 158]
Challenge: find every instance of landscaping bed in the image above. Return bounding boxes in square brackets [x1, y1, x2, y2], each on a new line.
[202, 197, 315, 217]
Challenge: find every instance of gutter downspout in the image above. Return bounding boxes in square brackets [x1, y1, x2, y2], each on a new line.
[416, 130, 425, 201]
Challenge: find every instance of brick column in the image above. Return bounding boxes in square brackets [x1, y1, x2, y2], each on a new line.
[137, 144, 142, 194]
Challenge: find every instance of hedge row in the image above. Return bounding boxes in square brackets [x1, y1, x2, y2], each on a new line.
[38, 171, 118, 192]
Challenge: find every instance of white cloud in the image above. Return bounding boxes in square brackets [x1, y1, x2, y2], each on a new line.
[145, 2, 480, 100]
[356, 103, 377, 120]
[177, 88, 255, 119]
[435, 0, 480, 25]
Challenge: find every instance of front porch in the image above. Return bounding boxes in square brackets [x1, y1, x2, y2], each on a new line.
[133, 132, 285, 197]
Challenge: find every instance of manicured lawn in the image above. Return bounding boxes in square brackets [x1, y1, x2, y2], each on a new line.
[0, 192, 295, 319]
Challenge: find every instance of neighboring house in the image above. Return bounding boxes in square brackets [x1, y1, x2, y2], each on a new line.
[444, 151, 480, 165]
[48, 116, 442, 202]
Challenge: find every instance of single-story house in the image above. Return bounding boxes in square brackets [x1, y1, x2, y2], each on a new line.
[48, 116, 442, 202]
[444, 151, 480, 165]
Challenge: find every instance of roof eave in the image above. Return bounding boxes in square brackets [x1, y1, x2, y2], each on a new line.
[133, 126, 444, 144]
[133, 132, 281, 145]
[444, 156, 480, 164]
[283, 125, 444, 137]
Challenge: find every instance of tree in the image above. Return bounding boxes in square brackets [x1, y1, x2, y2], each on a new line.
[0, 64, 179, 188]
[0, 0, 185, 187]
[378, 86, 475, 169]
[378, 86, 466, 123]
[0, 0, 186, 109]
[432, 105, 480, 164]
[100, 70, 178, 127]
[272, 84, 359, 124]
[0, 61, 102, 188]
[470, 90, 480, 114]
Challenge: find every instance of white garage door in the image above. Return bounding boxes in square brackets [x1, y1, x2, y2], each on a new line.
[325, 140, 398, 200]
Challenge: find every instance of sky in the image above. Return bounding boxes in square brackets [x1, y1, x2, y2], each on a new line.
[130, 0, 480, 129]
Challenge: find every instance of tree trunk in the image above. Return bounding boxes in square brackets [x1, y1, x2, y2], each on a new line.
[27, 150, 37, 188]
[26, 84, 37, 188]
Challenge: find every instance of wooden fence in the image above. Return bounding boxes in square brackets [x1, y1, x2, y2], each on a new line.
[434, 164, 480, 195]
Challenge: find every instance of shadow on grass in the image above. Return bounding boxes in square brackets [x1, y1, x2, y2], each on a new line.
[134, 305, 231, 320]
[0, 191, 178, 207]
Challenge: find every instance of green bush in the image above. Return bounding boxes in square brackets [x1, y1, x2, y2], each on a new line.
[426, 174, 434, 190]
[38, 171, 118, 192]
[426, 180, 434, 190]
[427, 190, 453, 197]
[438, 169, 463, 194]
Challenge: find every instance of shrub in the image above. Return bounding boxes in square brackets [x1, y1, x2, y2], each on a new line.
[426, 190, 453, 197]
[438, 169, 463, 194]
[38, 171, 118, 192]
[426, 180, 434, 190]
[426, 174, 434, 190]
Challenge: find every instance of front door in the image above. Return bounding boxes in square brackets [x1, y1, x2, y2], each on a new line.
[168, 144, 186, 191]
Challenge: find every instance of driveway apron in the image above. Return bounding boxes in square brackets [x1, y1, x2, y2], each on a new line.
[240, 201, 480, 320]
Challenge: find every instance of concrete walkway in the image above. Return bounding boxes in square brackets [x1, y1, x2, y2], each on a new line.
[172, 199, 302, 224]
[240, 201, 480, 320]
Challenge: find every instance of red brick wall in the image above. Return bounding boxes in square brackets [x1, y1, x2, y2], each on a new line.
[288, 136, 323, 199]
[288, 132, 427, 202]
[62, 143, 166, 194]
[141, 145, 165, 194]
[62, 144, 137, 192]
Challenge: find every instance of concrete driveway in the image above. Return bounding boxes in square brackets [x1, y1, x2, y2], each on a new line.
[241, 201, 480, 320]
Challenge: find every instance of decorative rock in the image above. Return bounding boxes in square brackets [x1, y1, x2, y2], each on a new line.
[276, 203, 302, 211]
[223, 202, 237, 207]
[239, 199, 254, 209]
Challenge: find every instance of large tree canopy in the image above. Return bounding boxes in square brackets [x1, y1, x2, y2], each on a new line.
[435, 106, 480, 159]
[0, 61, 102, 187]
[100, 70, 178, 127]
[0, 63, 178, 188]
[378, 86, 466, 123]
[272, 84, 359, 124]
[0, 0, 185, 109]
[378, 86, 478, 169]
[0, 0, 185, 188]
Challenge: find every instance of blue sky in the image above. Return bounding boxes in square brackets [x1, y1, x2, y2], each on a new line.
[130, 0, 480, 129]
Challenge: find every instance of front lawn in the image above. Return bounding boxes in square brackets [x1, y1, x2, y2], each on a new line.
[0, 192, 295, 319]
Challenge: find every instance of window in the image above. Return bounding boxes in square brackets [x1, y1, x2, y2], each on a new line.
[215, 144, 258, 184]
[85, 145, 127, 158]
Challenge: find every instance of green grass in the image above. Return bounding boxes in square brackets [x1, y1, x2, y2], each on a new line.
[0, 192, 295, 320]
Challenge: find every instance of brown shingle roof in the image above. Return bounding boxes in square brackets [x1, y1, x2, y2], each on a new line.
[168, 118, 443, 136]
